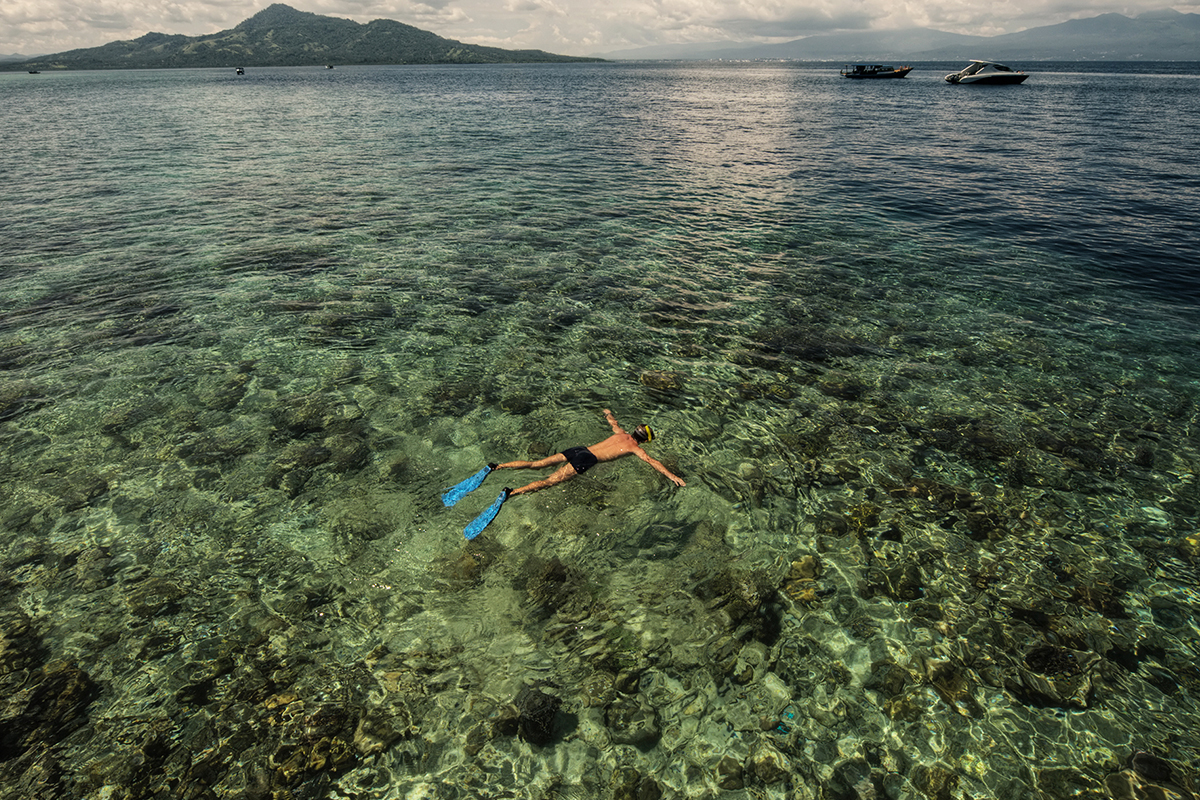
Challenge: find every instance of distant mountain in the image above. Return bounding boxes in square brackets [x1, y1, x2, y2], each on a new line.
[3, 4, 601, 71]
[601, 9, 1200, 61]
[927, 9, 1200, 60]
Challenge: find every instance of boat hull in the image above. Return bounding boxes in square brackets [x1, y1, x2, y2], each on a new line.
[841, 66, 913, 79]
[951, 74, 1028, 85]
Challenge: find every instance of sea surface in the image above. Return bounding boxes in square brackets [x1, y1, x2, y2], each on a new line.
[2, 61, 1199, 799]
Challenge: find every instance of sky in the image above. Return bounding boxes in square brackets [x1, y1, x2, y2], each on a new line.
[2, 0, 1196, 57]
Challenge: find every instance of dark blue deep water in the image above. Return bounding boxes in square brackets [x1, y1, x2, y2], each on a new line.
[2, 62, 1199, 799]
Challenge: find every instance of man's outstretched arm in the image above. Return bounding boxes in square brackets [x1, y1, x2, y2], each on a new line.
[636, 450, 686, 487]
[603, 408, 626, 435]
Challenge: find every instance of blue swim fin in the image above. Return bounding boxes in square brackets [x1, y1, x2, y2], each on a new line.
[464, 488, 511, 540]
[442, 464, 496, 508]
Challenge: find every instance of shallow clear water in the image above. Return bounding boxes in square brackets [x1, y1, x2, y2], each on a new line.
[2, 62, 1199, 799]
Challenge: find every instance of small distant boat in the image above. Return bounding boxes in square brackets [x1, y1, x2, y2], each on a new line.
[28, 70, 40, 74]
[325, 64, 334, 69]
[840, 64, 913, 79]
[944, 61, 1028, 85]
[235, 67, 245, 75]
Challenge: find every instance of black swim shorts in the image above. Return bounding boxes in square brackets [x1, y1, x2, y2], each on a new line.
[562, 446, 598, 474]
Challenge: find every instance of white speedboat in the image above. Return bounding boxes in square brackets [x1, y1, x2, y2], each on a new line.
[944, 61, 1028, 85]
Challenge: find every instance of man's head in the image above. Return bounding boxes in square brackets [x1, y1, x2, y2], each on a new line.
[632, 424, 654, 444]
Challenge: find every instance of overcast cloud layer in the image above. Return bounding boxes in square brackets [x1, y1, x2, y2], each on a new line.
[2, 0, 1197, 58]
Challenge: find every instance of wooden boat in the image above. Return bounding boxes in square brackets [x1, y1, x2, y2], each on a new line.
[840, 64, 913, 79]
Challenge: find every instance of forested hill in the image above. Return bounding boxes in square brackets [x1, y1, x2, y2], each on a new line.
[7, 4, 603, 71]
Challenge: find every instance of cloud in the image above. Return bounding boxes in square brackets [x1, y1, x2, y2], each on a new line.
[1, 0, 1196, 57]
[718, 11, 875, 38]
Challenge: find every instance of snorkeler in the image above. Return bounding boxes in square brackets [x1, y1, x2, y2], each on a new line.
[442, 409, 686, 539]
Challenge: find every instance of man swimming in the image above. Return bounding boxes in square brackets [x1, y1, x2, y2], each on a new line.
[497, 408, 686, 495]
[443, 409, 685, 539]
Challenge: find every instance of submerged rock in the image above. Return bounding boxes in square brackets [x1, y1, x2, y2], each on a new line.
[506, 684, 563, 746]
[863, 561, 925, 601]
[782, 554, 828, 606]
[818, 372, 870, 401]
[427, 379, 480, 416]
[578, 671, 617, 709]
[100, 396, 165, 435]
[715, 755, 745, 790]
[605, 695, 660, 749]
[692, 567, 781, 643]
[1104, 751, 1193, 800]
[267, 698, 360, 784]
[611, 766, 664, 800]
[0, 380, 49, 422]
[195, 365, 252, 412]
[177, 422, 262, 466]
[924, 657, 984, 718]
[41, 471, 109, 512]
[323, 431, 369, 473]
[125, 577, 186, 618]
[749, 740, 790, 784]
[1130, 751, 1177, 784]
[523, 556, 592, 619]
[0, 615, 42, 678]
[433, 538, 502, 587]
[911, 763, 959, 800]
[273, 392, 362, 436]
[0, 661, 100, 760]
[639, 370, 686, 395]
[265, 441, 333, 497]
[753, 324, 878, 364]
[1008, 644, 1101, 709]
